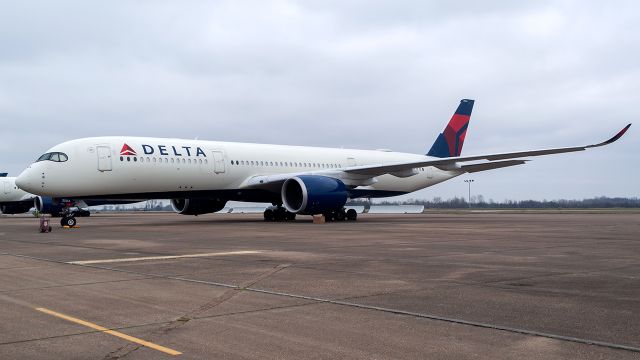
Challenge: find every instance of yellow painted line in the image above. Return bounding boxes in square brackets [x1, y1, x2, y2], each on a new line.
[35, 307, 181, 356]
[67, 250, 263, 265]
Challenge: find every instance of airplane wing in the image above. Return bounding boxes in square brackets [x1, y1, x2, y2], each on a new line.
[241, 124, 631, 189]
[343, 124, 631, 176]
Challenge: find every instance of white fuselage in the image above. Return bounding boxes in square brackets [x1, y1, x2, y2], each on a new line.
[16, 137, 461, 200]
[0, 177, 34, 203]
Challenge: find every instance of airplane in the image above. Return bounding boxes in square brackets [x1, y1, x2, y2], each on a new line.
[0, 173, 36, 214]
[15, 99, 631, 225]
[1, 173, 145, 220]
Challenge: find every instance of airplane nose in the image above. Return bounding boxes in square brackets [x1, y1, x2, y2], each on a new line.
[16, 167, 38, 193]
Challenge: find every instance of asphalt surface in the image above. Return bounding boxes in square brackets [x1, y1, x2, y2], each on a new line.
[0, 212, 639, 359]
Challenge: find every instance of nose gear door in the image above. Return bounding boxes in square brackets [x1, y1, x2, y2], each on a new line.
[97, 146, 113, 171]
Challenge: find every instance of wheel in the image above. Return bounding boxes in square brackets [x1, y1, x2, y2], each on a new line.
[60, 217, 67, 227]
[274, 208, 286, 221]
[346, 209, 357, 221]
[335, 210, 346, 221]
[286, 212, 296, 221]
[263, 209, 275, 222]
[48, 226, 52, 232]
[64, 217, 77, 227]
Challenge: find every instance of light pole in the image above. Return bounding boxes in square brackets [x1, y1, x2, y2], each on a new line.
[464, 179, 474, 208]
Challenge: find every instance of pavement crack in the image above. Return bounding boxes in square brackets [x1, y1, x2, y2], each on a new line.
[102, 343, 142, 360]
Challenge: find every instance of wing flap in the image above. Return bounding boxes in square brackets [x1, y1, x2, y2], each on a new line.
[461, 160, 527, 173]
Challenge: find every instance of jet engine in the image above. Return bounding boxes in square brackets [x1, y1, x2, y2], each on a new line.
[170, 198, 227, 215]
[0, 203, 33, 214]
[34, 196, 65, 217]
[281, 175, 348, 215]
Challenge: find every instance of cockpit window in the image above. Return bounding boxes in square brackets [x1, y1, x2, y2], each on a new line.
[37, 153, 51, 162]
[36, 152, 68, 163]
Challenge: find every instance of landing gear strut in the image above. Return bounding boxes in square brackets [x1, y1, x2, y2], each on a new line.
[264, 206, 296, 222]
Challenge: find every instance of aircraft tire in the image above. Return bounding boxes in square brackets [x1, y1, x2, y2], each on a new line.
[274, 208, 286, 222]
[346, 209, 357, 221]
[263, 209, 275, 222]
[64, 217, 77, 227]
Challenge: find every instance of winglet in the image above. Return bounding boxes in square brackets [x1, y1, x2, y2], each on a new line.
[586, 124, 632, 148]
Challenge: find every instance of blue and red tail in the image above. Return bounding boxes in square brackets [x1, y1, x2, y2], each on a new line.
[427, 99, 474, 158]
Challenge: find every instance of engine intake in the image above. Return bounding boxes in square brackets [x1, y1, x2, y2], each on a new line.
[281, 176, 348, 215]
[170, 198, 227, 216]
[34, 196, 65, 216]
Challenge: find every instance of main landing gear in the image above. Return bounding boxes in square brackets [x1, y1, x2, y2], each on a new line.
[264, 207, 358, 222]
[263, 206, 296, 222]
[322, 208, 358, 222]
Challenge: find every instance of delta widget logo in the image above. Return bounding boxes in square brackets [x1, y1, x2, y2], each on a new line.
[120, 144, 137, 156]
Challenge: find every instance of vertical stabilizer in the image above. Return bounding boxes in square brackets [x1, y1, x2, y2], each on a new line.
[427, 99, 474, 158]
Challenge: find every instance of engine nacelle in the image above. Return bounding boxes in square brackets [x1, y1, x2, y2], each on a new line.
[170, 198, 227, 216]
[0, 203, 32, 214]
[34, 196, 65, 216]
[281, 175, 348, 215]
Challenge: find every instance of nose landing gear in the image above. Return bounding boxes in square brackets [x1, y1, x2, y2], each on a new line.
[60, 215, 77, 227]
[59, 205, 78, 228]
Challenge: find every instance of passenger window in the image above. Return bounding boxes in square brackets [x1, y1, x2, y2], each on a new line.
[134, 157, 137, 162]
[127, 157, 131, 162]
[153, 158, 156, 163]
[204, 159, 208, 164]
[120, 156, 124, 161]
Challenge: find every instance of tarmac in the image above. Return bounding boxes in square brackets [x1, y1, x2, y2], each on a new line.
[0, 211, 639, 359]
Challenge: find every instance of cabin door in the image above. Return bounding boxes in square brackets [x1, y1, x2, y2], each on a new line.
[97, 146, 113, 171]
[212, 151, 226, 174]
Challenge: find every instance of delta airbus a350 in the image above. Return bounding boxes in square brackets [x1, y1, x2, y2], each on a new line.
[15, 100, 631, 225]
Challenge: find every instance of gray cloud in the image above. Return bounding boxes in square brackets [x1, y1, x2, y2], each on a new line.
[1, 0, 637, 201]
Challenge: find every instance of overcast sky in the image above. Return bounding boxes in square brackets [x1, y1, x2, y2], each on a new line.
[0, 0, 637, 201]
